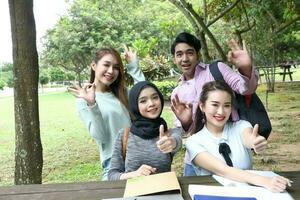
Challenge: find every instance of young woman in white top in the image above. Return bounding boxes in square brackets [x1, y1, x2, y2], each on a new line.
[186, 80, 291, 192]
[68, 46, 145, 180]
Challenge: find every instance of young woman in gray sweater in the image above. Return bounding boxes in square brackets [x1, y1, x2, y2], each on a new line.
[108, 81, 182, 180]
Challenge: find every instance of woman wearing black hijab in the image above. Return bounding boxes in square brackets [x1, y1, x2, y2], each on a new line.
[108, 81, 182, 180]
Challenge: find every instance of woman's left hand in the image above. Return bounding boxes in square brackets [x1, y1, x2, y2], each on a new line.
[156, 125, 176, 153]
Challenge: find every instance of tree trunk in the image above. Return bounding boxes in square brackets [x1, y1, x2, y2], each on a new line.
[77, 71, 82, 86]
[9, 0, 43, 184]
[198, 31, 210, 62]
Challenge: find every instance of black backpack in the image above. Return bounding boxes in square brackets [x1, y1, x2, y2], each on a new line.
[209, 62, 272, 139]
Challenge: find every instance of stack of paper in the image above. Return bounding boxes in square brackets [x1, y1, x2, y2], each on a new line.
[212, 170, 281, 187]
[188, 184, 293, 200]
[189, 170, 293, 200]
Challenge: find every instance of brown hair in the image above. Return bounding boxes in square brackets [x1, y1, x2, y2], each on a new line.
[90, 47, 129, 110]
[191, 80, 234, 134]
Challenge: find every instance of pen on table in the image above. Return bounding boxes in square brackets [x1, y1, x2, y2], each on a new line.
[288, 180, 293, 187]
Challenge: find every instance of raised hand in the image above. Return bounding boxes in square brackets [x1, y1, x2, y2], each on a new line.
[134, 164, 157, 177]
[171, 94, 193, 130]
[250, 124, 267, 154]
[123, 44, 137, 63]
[68, 83, 96, 106]
[227, 39, 252, 76]
[156, 125, 176, 153]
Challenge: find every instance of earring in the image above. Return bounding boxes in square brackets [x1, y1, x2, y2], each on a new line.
[201, 112, 206, 124]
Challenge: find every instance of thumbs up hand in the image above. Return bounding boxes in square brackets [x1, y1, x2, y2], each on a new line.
[156, 125, 176, 153]
[251, 124, 267, 154]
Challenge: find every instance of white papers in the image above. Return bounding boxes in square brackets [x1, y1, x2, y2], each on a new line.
[189, 184, 294, 200]
[213, 170, 279, 187]
[212, 170, 287, 187]
[209, 170, 294, 200]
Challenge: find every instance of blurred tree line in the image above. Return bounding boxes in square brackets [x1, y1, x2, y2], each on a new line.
[2, 0, 299, 91]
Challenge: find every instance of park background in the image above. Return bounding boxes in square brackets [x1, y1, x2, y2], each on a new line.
[0, 0, 299, 185]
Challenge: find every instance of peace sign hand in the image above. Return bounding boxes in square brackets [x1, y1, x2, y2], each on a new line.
[123, 44, 137, 63]
[227, 39, 252, 73]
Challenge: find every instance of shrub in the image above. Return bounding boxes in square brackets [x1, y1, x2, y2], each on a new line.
[140, 55, 172, 81]
[40, 73, 50, 86]
[153, 80, 177, 100]
[0, 79, 5, 90]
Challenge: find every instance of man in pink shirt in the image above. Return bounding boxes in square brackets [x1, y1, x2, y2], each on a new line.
[170, 32, 258, 176]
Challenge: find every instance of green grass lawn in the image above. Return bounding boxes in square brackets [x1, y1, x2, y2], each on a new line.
[0, 92, 101, 185]
[1, 80, 300, 186]
[0, 91, 176, 186]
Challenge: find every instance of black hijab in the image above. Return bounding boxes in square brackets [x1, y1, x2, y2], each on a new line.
[129, 81, 168, 139]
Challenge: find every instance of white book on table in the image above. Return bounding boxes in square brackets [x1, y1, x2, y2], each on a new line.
[210, 170, 294, 200]
[188, 184, 294, 200]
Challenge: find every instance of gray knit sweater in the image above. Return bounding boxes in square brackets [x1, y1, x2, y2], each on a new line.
[108, 128, 182, 180]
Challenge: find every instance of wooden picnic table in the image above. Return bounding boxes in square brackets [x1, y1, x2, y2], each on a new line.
[257, 64, 295, 82]
[279, 63, 294, 82]
[0, 171, 299, 200]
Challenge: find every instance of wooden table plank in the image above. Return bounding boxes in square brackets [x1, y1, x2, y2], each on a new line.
[0, 171, 299, 200]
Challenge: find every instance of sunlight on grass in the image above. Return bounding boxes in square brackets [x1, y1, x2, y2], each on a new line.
[44, 162, 101, 183]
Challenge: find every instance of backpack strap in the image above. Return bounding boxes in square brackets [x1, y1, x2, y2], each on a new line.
[209, 61, 224, 81]
[122, 127, 130, 161]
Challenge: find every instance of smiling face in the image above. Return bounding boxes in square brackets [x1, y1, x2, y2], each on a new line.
[138, 87, 162, 119]
[92, 53, 120, 91]
[199, 90, 232, 134]
[173, 43, 199, 80]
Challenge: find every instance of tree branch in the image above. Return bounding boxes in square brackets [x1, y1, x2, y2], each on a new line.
[168, 0, 201, 33]
[275, 15, 300, 34]
[206, 0, 242, 27]
[179, 0, 227, 60]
